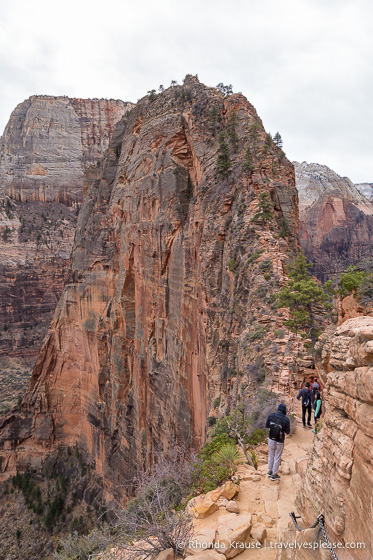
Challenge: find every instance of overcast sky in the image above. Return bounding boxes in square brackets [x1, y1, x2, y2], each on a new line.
[0, 0, 372, 182]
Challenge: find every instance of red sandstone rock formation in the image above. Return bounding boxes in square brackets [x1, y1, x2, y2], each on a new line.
[0, 77, 299, 499]
[295, 161, 373, 282]
[280, 315, 373, 560]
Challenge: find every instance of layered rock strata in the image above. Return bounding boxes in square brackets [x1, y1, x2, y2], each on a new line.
[280, 316, 373, 560]
[295, 161, 373, 281]
[0, 96, 129, 371]
[0, 76, 299, 499]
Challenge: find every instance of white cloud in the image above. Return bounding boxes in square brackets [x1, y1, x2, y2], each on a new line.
[0, 0, 372, 181]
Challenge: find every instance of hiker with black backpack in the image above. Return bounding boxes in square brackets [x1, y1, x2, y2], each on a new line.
[265, 403, 290, 481]
[311, 377, 320, 396]
[296, 382, 314, 428]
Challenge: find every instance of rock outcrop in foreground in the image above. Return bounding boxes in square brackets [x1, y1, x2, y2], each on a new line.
[0, 77, 298, 499]
[0, 96, 129, 384]
[280, 316, 373, 560]
[295, 161, 373, 281]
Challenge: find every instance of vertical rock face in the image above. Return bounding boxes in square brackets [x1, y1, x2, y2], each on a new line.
[295, 161, 373, 281]
[0, 97, 129, 376]
[0, 77, 298, 498]
[0, 95, 129, 204]
[282, 317, 373, 560]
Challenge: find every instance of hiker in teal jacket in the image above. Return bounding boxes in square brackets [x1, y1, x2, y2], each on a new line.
[313, 391, 322, 425]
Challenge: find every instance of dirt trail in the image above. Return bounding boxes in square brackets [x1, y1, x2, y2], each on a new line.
[192, 411, 315, 559]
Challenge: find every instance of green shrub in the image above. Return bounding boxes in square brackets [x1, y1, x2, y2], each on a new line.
[213, 397, 221, 409]
[357, 272, 373, 304]
[207, 416, 217, 427]
[246, 428, 267, 446]
[228, 258, 237, 272]
[215, 444, 240, 470]
[247, 249, 264, 264]
[338, 266, 366, 297]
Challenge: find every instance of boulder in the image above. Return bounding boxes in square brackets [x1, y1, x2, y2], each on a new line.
[220, 481, 240, 500]
[226, 500, 239, 513]
[216, 514, 252, 559]
[187, 529, 216, 555]
[192, 498, 219, 519]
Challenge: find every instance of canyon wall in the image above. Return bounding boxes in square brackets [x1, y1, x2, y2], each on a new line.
[280, 316, 373, 560]
[295, 161, 373, 282]
[0, 76, 299, 499]
[0, 97, 129, 400]
[0, 95, 128, 205]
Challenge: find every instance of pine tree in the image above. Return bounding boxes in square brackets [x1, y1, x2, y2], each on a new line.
[273, 132, 283, 149]
[250, 192, 274, 224]
[243, 147, 254, 174]
[276, 252, 331, 353]
[217, 132, 232, 177]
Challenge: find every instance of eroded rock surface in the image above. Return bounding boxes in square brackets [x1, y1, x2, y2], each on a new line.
[0, 77, 298, 499]
[280, 316, 373, 560]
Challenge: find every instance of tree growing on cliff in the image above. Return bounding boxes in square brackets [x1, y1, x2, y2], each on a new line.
[227, 109, 239, 153]
[273, 131, 283, 149]
[243, 147, 254, 174]
[250, 192, 274, 224]
[216, 83, 233, 97]
[276, 252, 332, 353]
[217, 131, 232, 177]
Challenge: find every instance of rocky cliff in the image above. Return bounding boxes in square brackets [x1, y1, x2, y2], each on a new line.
[355, 183, 373, 202]
[295, 161, 373, 281]
[0, 95, 129, 205]
[280, 316, 373, 560]
[0, 76, 299, 499]
[0, 96, 129, 410]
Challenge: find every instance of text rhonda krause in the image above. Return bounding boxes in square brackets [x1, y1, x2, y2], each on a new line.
[186, 540, 366, 550]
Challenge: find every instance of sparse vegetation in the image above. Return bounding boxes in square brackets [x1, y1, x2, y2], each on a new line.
[217, 131, 232, 177]
[228, 258, 237, 272]
[277, 251, 332, 352]
[216, 83, 233, 97]
[250, 192, 274, 225]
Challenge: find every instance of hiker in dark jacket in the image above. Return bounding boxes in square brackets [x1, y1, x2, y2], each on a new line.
[297, 382, 314, 428]
[265, 403, 291, 481]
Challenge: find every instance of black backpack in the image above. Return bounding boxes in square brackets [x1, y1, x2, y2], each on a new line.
[302, 390, 311, 407]
[269, 421, 284, 442]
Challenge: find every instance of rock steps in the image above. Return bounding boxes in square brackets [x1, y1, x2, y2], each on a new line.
[191, 416, 314, 560]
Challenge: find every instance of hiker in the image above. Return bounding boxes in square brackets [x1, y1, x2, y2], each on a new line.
[312, 391, 322, 428]
[311, 377, 320, 396]
[296, 382, 314, 427]
[265, 403, 290, 481]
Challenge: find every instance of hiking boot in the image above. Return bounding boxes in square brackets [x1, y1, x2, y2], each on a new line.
[307, 423, 312, 427]
[267, 471, 273, 477]
[270, 473, 280, 481]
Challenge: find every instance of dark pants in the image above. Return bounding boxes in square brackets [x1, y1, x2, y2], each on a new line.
[302, 404, 312, 426]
